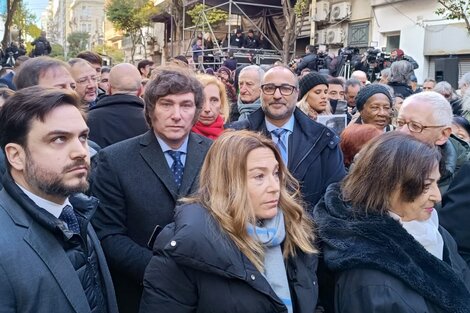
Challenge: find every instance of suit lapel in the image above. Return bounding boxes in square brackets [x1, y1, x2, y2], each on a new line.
[179, 133, 207, 196]
[288, 110, 322, 173]
[24, 222, 90, 313]
[139, 131, 178, 201]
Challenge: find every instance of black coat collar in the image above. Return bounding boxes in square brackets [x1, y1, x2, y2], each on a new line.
[314, 183, 470, 313]
[227, 107, 339, 173]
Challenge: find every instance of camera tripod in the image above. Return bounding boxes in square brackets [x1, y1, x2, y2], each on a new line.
[338, 60, 351, 79]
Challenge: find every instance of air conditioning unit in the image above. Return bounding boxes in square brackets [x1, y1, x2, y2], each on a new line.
[325, 28, 344, 44]
[314, 1, 330, 22]
[330, 2, 351, 22]
[296, 16, 311, 38]
[316, 29, 326, 44]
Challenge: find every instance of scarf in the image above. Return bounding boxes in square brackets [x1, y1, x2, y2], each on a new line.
[191, 115, 224, 139]
[247, 211, 292, 313]
[314, 183, 470, 313]
[237, 97, 261, 121]
[389, 210, 444, 260]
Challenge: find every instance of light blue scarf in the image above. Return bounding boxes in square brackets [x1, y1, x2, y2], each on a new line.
[247, 211, 293, 313]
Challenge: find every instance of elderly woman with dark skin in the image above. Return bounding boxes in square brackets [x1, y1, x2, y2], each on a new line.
[354, 84, 394, 132]
[140, 130, 318, 313]
[314, 132, 470, 313]
[191, 74, 230, 139]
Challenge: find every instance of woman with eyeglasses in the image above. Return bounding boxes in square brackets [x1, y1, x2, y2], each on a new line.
[314, 131, 470, 313]
[297, 72, 332, 120]
[140, 130, 319, 313]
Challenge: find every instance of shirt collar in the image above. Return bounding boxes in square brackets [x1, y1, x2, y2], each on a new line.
[16, 184, 71, 218]
[265, 114, 295, 133]
[155, 133, 189, 154]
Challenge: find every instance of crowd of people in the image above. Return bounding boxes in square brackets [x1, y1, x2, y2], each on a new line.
[0, 45, 469, 313]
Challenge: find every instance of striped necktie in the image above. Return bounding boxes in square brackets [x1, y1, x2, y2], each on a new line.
[271, 128, 288, 165]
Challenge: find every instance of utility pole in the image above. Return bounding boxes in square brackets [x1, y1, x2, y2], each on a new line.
[310, 0, 317, 45]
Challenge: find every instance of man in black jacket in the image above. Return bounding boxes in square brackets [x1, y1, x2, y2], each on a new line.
[227, 65, 346, 212]
[295, 45, 317, 75]
[441, 161, 470, 268]
[31, 31, 52, 57]
[88, 63, 148, 148]
[91, 67, 212, 313]
[0, 86, 118, 313]
[243, 29, 259, 49]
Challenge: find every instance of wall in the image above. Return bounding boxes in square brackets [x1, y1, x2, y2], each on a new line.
[370, 0, 441, 81]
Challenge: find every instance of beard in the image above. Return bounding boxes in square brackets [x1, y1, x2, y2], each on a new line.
[24, 151, 90, 198]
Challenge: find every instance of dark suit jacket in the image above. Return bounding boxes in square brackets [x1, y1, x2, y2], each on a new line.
[227, 108, 346, 213]
[0, 185, 118, 313]
[88, 94, 149, 148]
[91, 130, 212, 313]
[441, 160, 470, 267]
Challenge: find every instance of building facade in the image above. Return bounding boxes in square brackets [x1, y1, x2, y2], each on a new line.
[303, 0, 469, 84]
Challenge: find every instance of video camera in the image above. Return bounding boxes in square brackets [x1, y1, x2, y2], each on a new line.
[340, 47, 359, 60]
[316, 51, 329, 71]
[366, 48, 390, 65]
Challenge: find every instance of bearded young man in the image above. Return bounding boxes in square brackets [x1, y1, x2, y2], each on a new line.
[0, 86, 117, 313]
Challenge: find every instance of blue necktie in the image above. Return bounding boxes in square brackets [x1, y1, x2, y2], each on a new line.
[271, 128, 288, 165]
[59, 205, 80, 234]
[168, 150, 184, 189]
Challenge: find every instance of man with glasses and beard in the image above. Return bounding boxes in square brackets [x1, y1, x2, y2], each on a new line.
[227, 65, 345, 214]
[0, 86, 118, 313]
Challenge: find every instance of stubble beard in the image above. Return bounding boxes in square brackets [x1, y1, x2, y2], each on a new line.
[24, 153, 90, 198]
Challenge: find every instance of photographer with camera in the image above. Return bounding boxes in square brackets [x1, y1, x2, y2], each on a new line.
[294, 45, 332, 75]
[333, 47, 361, 78]
[391, 48, 418, 69]
[354, 48, 391, 83]
[294, 45, 317, 75]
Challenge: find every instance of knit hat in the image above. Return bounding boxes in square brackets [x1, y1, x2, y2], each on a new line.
[298, 72, 328, 100]
[355, 84, 393, 112]
[217, 66, 231, 78]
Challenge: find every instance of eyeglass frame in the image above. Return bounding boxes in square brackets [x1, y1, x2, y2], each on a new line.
[260, 83, 297, 96]
[76, 76, 98, 85]
[396, 118, 446, 133]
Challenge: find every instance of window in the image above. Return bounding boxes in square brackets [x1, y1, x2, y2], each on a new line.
[348, 22, 369, 47]
[386, 35, 400, 52]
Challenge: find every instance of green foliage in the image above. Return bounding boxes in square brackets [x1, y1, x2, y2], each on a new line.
[436, 0, 470, 19]
[294, 0, 309, 17]
[26, 24, 41, 39]
[93, 44, 125, 64]
[106, 0, 158, 34]
[49, 43, 64, 58]
[12, 1, 38, 40]
[67, 32, 90, 58]
[106, 0, 158, 61]
[435, 0, 470, 32]
[187, 4, 228, 27]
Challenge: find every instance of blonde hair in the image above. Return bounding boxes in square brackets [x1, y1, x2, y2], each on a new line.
[183, 130, 316, 271]
[297, 92, 331, 120]
[196, 74, 230, 122]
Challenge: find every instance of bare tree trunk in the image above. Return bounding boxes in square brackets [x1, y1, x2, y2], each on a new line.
[140, 28, 147, 59]
[2, 0, 20, 50]
[282, 0, 295, 64]
[130, 33, 137, 63]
